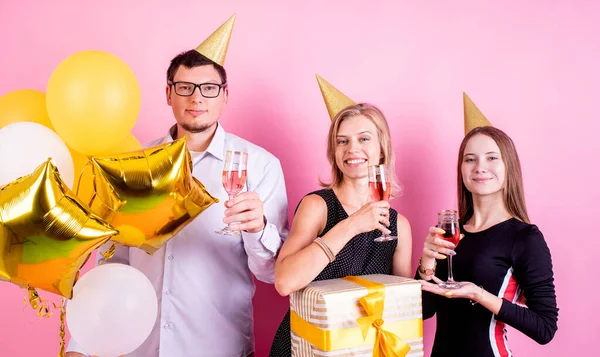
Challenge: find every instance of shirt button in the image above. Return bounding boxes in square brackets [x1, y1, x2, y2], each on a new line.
[167, 255, 174, 260]
[165, 290, 172, 295]
[164, 323, 171, 329]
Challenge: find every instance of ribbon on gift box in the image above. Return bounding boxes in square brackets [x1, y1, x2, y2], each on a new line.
[290, 275, 422, 356]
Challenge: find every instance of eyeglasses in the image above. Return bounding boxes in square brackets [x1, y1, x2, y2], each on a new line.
[167, 81, 227, 98]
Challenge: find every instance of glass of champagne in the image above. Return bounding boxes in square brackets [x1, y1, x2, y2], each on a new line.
[368, 164, 397, 242]
[437, 210, 461, 289]
[215, 150, 248, 236]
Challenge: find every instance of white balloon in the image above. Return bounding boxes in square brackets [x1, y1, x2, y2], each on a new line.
[66, 263, 158, 357]
[0, 122, 74, 187]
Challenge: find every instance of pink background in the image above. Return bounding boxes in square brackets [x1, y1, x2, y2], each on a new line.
[0, 0, 598, 356]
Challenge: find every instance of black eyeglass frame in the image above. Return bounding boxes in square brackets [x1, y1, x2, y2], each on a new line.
[167, 81, 228, 98]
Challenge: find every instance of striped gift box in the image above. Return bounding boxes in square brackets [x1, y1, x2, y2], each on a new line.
[290, 274, 423, 357]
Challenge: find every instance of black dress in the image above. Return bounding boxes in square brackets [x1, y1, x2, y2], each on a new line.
[269, 188, 399, 356]
[422, 218, 558, 356]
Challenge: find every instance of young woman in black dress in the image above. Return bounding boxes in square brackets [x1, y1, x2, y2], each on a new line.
[418, 126, 558, 356]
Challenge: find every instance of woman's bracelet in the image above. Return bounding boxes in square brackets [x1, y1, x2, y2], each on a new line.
[314, 237, 335, 263]
[470, 285, 484, 306]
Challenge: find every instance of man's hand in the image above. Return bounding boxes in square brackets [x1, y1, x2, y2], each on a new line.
[223, 192, 266, 233]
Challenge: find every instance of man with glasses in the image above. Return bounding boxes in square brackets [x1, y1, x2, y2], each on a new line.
[66, 14, 289, 357]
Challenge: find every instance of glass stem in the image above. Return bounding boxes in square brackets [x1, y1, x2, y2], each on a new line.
[381, 199, 389, 239]
[447, 254, 455, 283]
[226, 194, 235, 230]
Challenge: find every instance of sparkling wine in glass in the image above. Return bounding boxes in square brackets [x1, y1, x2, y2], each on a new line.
[437, 210, 461, 289]
[216, 150, 248, 236]
[368, 164, 397, 242]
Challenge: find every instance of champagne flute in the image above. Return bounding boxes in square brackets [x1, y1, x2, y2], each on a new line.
[367, 164, 397, 242]
[437, 210, 461, 289]
[215, 150, 248, 236]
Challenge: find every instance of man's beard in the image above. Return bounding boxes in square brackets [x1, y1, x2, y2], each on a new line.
[180, 122, 213, 134]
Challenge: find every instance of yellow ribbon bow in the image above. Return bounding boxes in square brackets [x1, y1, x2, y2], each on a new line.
[344, 276, 411, 357]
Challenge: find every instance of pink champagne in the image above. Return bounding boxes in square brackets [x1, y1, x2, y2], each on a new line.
[440, 223, 460, 247]
[222, 170, 247, 196]
[369, 181, 391, 201]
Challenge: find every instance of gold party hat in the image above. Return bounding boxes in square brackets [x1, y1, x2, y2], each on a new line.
[463, 92, 492, 135]
[316, 74, 356, 121]
[195, 14, 236, 66]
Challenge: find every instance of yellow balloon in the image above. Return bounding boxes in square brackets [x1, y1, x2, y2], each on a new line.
[46, 50, 141, 156]
[106, 133, 142, 153]
[70, 147, 90, 193]
[0, 89, 53, 129]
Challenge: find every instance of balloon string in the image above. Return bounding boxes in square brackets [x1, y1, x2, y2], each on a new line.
[55, 298, 67, 357]
[75, 158, 119, 213]
[25, 287, 53, 319]
[74, 156, 92, 197]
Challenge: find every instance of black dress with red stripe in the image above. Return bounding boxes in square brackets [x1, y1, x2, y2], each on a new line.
[421, 218, 558, 357]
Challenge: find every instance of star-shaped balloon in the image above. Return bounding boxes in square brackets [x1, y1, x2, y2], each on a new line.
[76, 138, 218, 254]
[0, 159, 117, 299]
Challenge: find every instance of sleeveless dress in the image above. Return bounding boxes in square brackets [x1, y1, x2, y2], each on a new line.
[269, 188, 399, 356]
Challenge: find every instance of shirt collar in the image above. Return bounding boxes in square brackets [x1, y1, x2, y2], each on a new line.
[204, 123, 226, 161]
[165, 123, 226, 161]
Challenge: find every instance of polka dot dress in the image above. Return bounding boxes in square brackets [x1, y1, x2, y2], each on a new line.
[269, 188, 398, 356]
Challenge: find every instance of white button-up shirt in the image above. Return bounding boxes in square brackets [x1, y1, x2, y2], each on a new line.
[68, 123, 289, 357]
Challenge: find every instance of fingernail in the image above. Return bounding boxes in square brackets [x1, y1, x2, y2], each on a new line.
[445, 291, 453, 296]
[386, 229, 392, 234]
[449, 250, 456, 256]
[438, 254, 447, 260]
[439, 229, 446, 234]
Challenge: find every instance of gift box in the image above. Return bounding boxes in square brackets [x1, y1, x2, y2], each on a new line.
[290, 274, 423, 357]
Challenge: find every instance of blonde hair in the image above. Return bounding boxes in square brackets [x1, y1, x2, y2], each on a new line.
[320, 103, 402, 198]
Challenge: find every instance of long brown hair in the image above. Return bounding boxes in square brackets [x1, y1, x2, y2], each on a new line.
[457, 126, 530, 225]
[320, 103, 402, 198]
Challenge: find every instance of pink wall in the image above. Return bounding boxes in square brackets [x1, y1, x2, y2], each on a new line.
[1, 1, 598, 355]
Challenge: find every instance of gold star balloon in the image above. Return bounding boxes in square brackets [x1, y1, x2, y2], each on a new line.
[0, 159, 117, 299]
[76, 138, 218, 255]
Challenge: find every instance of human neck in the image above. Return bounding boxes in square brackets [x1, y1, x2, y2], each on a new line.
[174, 123, 217, 152]
[467, 193, 512, 231]
[334, 177, 371, 215]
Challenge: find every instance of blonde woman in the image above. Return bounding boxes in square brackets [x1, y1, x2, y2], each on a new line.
[270, 102, 413, 356]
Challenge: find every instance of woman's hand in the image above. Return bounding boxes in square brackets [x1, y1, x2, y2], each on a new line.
[417, 227, 458, 280]
[422, 226, 457, 260]
[420, 276, 483, 302]
[346, 200, 391, 235]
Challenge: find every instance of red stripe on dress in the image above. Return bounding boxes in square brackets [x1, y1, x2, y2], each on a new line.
[494, 274, 518, 357]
